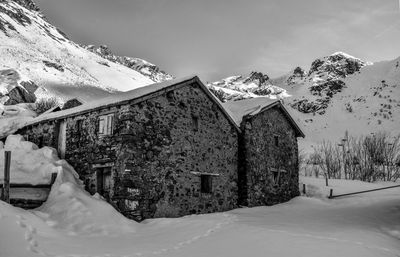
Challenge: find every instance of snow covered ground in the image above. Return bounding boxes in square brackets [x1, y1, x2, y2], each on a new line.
[0, 136, 399, 257]
[0, 104, 36, 139]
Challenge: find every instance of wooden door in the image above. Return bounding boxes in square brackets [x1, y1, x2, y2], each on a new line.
[96, 167, 111, 199]
[58, 121, 66, 159]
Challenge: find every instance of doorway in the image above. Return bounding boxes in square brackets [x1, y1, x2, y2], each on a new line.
[96, 167, 112, 199]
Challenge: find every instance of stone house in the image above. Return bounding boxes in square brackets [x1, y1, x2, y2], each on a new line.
[223, 98, 305, 207]
[16, 76, 240, 220]
[15, 76, 305, 220]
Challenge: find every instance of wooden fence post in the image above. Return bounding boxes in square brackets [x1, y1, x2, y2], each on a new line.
[3, 151, 11, 203]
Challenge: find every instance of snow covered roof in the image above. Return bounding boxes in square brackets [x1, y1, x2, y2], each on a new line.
[22, 75, 241, 132]
[222, 97, 305, 137]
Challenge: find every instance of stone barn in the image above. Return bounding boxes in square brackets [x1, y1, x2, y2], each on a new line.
[223, 98, 305, 207]
[15, 76, 305, 220]
[16, 76, 240, 221]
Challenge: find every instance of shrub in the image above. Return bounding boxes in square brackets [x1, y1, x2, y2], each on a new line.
[308, 132, 400, 182]
[34, 97, 60, 115]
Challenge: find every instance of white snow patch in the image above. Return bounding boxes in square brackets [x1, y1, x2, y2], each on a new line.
[0, 136, 399, 257]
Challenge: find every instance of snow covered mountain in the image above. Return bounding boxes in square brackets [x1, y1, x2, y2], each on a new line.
[84, 45, 173, 83]
[208, 71, 290, 102]
[0, 0, 172, 102]
[210, 52, 400, 151]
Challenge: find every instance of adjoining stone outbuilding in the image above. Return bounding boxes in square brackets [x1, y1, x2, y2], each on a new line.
[16, 76, 240, 220]
[15, 76, 305, 220]
[223, 98, 305, 207]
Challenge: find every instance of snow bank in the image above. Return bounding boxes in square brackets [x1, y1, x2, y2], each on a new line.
[0, 172, 399, 256]
[0, 134, 57, 184]
[300, 176, 400, 200]
[0, 134, 138, 236]
[0, 103, 36, 138]
[36, 166, 138, 235]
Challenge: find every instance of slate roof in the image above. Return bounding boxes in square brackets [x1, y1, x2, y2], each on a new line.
[22, 76, 241, 132]
[222, 97, 305, 138]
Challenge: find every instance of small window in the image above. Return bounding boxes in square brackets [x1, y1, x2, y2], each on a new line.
[201, 174, 212, 193]
[274, 135, 279, 147]
[192, 115, 199, 131]
[76, 119, 83, 131]
[99, 113, 114, 136]
[271, 168, 286, 186]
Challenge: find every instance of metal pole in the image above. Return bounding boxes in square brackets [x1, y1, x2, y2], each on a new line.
[3, 151, 11, 203]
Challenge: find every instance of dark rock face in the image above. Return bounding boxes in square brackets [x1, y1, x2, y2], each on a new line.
[310, 80, 345, 97]
[42, 60, 64, 72]
[290, 99, 329, 115]
[290, 80, 345, 114]
[0, 2, 32, 35]
[4, 85, 36, 105]
[0, 69, 37, 104]
[13, 0, 40, 12]
[18, 82, 238, 221]
[20, 80, 38, 94]
[243, 71, 270, 86]
[84, 45, 173, 83]
[62, 98, 83, 110]
[208, 86, 251, 102]
[238, 107, 300, 206]
[293, 67, 305, 76]
[308, 53, 366, 78]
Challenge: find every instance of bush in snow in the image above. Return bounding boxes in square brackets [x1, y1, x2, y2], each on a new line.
[307, 132, 400, 182]
[34, 97, 60, 114]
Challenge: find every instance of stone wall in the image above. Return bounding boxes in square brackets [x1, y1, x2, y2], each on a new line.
[18, 82, 238, 221]
[239, 107, 300, 206]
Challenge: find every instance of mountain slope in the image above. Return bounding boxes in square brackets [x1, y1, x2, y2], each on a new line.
[210, 53, 400, 152]
[0, 0, 172, 102]
[208, 71, 291, 102]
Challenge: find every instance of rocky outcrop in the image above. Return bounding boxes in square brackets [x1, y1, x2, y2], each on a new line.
[12, 0, 40, 12]
[84, 45, 173, 83]
[308, 52, 366, 78]
[208, 71, 289, 102]
[209, 52, 369, 114]
[0, 2, 32, 35]
[0, 69, 37, 105]
[42, 60, 64, 72]
[309, 79, 345, 97]
[290, 98, 329, 115]
[287, 67, 306, 85]
[208, 86, 252, 102]
[243, 71, 269, 85]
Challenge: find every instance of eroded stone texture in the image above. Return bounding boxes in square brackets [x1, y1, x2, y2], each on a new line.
[239, 107, 300, 207]
[17, 82, 238, 221]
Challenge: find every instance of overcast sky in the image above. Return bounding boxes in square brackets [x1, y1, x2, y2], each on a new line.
[35, 0, 400, 82]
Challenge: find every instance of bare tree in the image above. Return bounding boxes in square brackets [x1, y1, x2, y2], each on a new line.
[309, 132, 400, 182]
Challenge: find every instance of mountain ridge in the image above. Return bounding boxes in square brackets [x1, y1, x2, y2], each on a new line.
[0, 0, 172, 103]
[208, 52, 400, 151]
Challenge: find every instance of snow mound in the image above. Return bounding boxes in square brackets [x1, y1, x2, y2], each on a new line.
[0, 134, 56, 184]
[37, 167, 137, 235]
[300, 176, 400, 200]
[0, 134, 139, 235]
[0, 103, 36, 138]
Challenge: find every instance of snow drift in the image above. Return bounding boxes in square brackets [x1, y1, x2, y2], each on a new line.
[0, 135, 138, 236]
